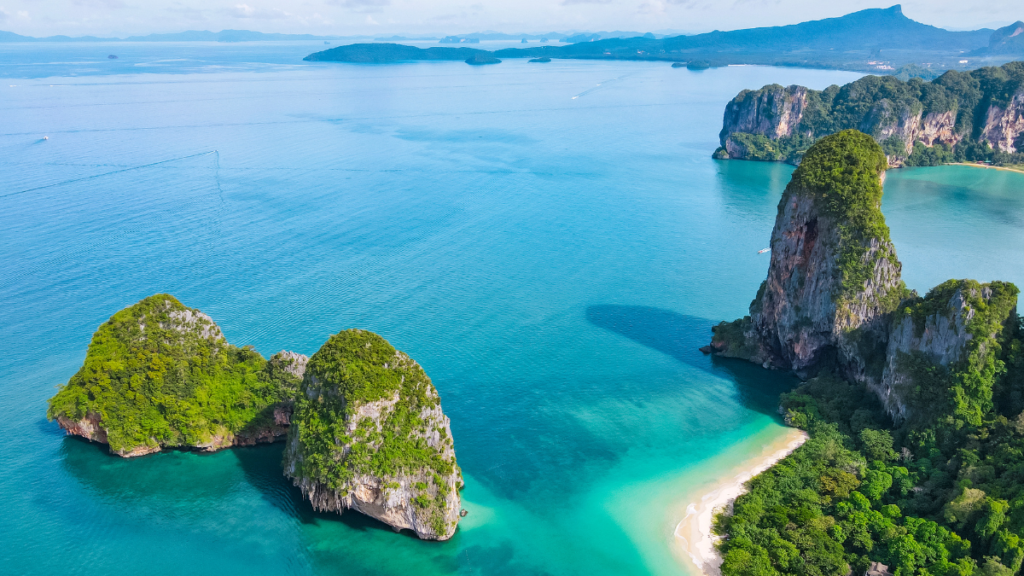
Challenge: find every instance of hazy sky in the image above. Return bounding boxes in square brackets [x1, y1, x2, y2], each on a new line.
[0, 0, 1019, 38]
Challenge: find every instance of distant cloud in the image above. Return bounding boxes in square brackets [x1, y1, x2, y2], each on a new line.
[561, 0, 613, 4]
[366, 14, 378, 24]
[327, 0, 390, 13]
[166, 4, 208, 21]
[72, 0, 127, 8]
[0, 7, 9, 21]
[637, 0, 666, 14]
[227, 3, 289, 19]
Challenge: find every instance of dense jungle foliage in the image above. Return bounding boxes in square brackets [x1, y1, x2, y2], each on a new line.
[287, 329, 460, 535]
[46, 294, 301, 453]
[716, 280, 1024, 576]
[717, 61, 1024, 167]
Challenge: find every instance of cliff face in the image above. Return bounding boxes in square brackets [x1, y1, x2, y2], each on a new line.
[47, 294, 302, 457]
[716, 131, 904, 381]
[981, 90, 1024, 153]
[710, 132, 1021, 424]
[879, 280, 1019, 423]
[715, 64, 1024, 166]
[284, 329, 462, 541]
[721, 85, 809, 157]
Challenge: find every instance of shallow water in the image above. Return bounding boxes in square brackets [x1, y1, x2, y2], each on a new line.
[2, 44, 1022, 576]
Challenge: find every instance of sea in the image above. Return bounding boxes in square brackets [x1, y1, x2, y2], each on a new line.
[2, 41, 1023, 576]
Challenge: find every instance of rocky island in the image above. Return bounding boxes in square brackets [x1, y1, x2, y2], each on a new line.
[46, 294, 305, 457]
[283, 329, 462, 541]
[706, 131, 1024, 576]
[48, 298, 464, 540]
[714, 61, 1024, 168]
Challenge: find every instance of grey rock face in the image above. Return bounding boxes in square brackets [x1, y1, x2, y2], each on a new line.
[285, 389, 461, 540]
[283, 331, 462, 541]
[717, 83, 1023, 163]
[746, 185, 902, 380]
[981, 90, 1024, 153]
[877, 285, 991, 422]
[270, 350, 309, 379]
[720, 85, 809, 155]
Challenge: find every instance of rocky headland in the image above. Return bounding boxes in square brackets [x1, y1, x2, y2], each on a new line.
[708, 130, 1019, 424]
[714, 61, 1024, 168]
[47, 294, 305, 457]
[283, 329, 462, 541]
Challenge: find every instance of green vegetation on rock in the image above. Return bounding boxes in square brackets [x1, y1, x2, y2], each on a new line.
[717, 280, 1023, 576]
[46, 294, 300, 454]
[896, 280, 1020, 429]
[286, 329, 460, 537]
[721, 62, 1024, 167]
[786, 130, 898, 306]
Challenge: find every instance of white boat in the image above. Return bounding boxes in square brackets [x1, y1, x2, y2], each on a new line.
[758, 247, 770, 254]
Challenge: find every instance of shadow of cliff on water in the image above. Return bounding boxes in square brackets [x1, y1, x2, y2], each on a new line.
[585, 304, 798, 418]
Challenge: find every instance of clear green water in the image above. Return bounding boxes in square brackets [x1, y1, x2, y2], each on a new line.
[2, 46, 1023, 576]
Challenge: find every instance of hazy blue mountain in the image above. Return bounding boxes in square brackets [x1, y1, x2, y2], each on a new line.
[303, 5, 1007, 73]
[974, 21, 1024, 55]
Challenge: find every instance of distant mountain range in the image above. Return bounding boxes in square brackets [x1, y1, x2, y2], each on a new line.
[976, 21, 1024, 55]
[306, 6, 1024, 74]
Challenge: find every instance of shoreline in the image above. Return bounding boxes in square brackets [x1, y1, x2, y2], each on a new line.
[672, 428, 809, 576]
[946, 162, 1024, 175]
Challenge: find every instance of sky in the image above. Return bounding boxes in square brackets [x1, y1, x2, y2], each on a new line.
[0, 0, 1020, 38]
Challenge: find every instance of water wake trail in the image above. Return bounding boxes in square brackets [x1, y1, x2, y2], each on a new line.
[0, 151, 219, 199]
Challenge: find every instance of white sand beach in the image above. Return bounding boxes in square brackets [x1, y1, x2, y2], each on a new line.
[673, 428, 809, 576]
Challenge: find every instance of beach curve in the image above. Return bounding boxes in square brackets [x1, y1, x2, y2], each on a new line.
[673, 428, 809, 576]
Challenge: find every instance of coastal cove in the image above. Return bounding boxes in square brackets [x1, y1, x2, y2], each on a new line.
[3, 48, 1024, 576]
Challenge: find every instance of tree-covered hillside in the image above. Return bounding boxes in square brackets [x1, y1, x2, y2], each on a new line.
[716, 61, 1024, 167]
[716, 281, 1024, 576]
[47, 294, 301, 455]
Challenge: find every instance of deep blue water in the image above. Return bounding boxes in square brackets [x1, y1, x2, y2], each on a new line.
[2, 44, 1023, 576]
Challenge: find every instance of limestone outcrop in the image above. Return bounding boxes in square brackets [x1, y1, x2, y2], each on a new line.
[980, 91, 1024, 154]
[47, 294, 303, 457]
[715, 64, 1024, 166]
[284, 329, 462, 541]
[709, 131, 1020, 423]
[720, 84, 809, 143]
[878, 280, 1018, 423]
[712, 131, 904, 384]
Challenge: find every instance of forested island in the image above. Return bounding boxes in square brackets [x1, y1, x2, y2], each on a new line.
[715, 61, 1024, 168]
[47, 295, 462, 540]
[707, 131, 1024, 576]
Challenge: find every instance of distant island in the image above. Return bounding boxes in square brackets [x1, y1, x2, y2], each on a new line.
[705, 129, 1024, 576]
[300, 7, 1024, 75]
[465, 54, 501, 65]
[714, 60, 1024, 169]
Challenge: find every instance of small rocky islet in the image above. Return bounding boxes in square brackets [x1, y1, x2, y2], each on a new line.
[47, 294, 462, 540]
[284, 329, 462, 540]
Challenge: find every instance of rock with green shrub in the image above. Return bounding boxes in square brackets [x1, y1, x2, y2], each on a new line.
[283, 329, 462, 540]
[47, 294, 304, 457]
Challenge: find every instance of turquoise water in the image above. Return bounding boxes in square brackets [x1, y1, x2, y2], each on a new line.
[2, 45, 1023, 576]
